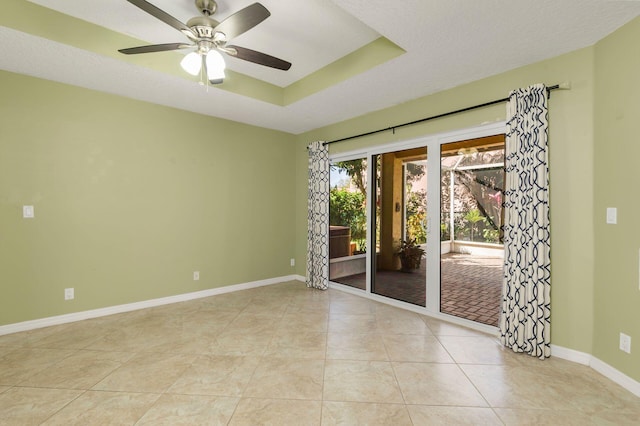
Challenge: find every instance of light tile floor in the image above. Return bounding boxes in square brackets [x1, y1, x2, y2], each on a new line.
[0, 281, 639, 425]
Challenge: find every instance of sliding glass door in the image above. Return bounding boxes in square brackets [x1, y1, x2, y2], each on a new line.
[327, 122, 506, 328]
[371, 147, 427, 307]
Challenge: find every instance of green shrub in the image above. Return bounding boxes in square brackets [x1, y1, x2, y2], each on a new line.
[329, 187, 366, 251]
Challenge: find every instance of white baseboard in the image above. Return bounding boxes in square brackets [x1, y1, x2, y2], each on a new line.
[552, 344, 640, 398]
[293, 274, 306, 282]
[590, 356, 640, 398]
[550, 344, 592, 365]
[0, 275, 300, 336]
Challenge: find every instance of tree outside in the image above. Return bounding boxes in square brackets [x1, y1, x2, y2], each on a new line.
[330, 159, 367, 253]
[404, 162, 427, 244]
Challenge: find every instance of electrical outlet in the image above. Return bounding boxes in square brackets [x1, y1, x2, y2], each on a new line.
[290, 258, 295, 267]
[64, 288, 74, 300]
[193, 271, 200, 281]
[620, 333, 631, 354]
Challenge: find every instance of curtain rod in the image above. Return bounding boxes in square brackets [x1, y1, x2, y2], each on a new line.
[323, 83, 569, 146]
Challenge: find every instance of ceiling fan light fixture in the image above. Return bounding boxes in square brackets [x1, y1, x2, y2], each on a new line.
[180, 52, 202, 75]
[206, 49, 226, 80]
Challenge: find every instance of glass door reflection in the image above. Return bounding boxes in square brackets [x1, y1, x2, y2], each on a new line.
[372, 147, 427, 307]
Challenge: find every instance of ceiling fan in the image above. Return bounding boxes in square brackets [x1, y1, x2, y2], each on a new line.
[118, 0, 292, 84]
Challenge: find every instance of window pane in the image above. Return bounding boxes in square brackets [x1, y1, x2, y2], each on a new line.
[329, 158, 367, 290]
[440, 138, 505, 326]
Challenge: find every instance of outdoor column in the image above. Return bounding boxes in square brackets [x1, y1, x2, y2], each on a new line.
[378, 153, 403, 270]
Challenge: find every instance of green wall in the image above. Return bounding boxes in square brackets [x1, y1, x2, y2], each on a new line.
[593, 17, 640, 380]
[295, 48, 597, 357]
[0, 71, 296, 326]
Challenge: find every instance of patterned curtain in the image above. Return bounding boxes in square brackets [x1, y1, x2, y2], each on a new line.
[306, 141, 330, 290]
[499, 84, 551, 359]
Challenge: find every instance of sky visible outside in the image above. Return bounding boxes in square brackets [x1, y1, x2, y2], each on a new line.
[330, 167, 350, 188]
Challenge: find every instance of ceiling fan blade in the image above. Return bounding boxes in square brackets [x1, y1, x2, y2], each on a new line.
[225, 45, 292, 71]
[126, 0, 197, 40]
[118, 42, 192, 55]
[213, 3, 270, 41]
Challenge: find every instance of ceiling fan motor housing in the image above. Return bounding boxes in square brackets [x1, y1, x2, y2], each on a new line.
[187, 16, 221, 39]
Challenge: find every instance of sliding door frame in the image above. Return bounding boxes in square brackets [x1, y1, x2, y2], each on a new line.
[328, 121, 506, 332]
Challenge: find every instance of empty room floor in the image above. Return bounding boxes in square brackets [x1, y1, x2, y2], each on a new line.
[0, 281, 639, 425]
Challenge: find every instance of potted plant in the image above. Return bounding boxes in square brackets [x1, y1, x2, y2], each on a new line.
[396, 239, 425, 272]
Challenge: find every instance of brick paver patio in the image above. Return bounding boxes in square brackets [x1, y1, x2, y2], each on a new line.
[333, 252, 503, 327]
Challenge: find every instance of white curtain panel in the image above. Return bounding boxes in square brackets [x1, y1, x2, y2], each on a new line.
[499, 84, 551, 359]
[306, 141, 330, 290]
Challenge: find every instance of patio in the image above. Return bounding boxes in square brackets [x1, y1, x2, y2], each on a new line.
[332, 252, 503, 327]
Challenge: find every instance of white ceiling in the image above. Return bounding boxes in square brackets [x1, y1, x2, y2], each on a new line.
[2, 0, 640, 134]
